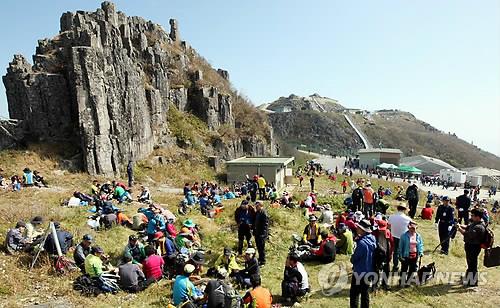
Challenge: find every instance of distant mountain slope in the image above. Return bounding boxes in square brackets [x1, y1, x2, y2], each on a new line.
[351, 110, 500, 169]
[264, 95, 500, 170]
[269, 110, 363, 154]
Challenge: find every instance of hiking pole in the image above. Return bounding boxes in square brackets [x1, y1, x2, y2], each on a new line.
[30, 223, 52, 270]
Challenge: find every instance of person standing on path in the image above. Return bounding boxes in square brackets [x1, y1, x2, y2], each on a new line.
[388, 204, 411, 271]
[458, 208, 486, 287]
[405, 182, 419, 219]
[254, 201, 269, 266]
[310, 176, 315, 192]
[127, 160, 134, 188]
[257, 175, 267, 200]
[434, 196, 455, 255]
[456, 190, 471, 224]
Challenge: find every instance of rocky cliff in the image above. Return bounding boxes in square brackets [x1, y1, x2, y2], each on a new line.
[2, 2, 272, 175]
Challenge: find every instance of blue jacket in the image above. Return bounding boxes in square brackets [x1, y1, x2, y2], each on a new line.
[351, 233, 376, 275]
[398, 231, 424, 258]
[147, 214, 166, 235]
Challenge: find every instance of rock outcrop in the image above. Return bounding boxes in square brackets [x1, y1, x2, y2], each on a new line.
[2, 2, 272, 175]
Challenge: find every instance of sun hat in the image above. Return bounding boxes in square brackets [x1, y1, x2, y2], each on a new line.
[183, 219, 195, 228]
[355, 219, 372, 233]
[245, 247, 256, 255]
[184, 264, 196, 274]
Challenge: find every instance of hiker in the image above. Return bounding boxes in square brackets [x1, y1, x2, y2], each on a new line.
[119, 254, 149, 292]
[406, 182, 419, 219]
[456, 190, 471, 224]
[236, 248, 260, 288]
[350, 219, 376, 308]
[281, 253, 309, 305]
[173, 264, 203, 306]
[362, 183, 375, 217]
[335, 223, 354, 255]
[44, 222, 73, 255]
[309, 176, 315, 192]
[114, 183, 131, 203]
[124, 235, 146, 264]
[74, 234, 93, 272]
[388, 204, 411, 271]
[5, 221, 29, 254]
[248, 175, 259, 202]
[254, 201, 269, 266]
[203, 269, 235, 308]
[132, 209, 148, 231]
[298, 175, 304, 187]
[146, 206, 166, 242]
[341, 179, 348, 194]
[398, 221, 424, 286]
[302, 215, 322, 246]
[235, 201, 255, 255]
[318, 204, 334, 228]
[11, 175, 21, 191]
[187, 251, 207, 279]
[25, 216, 44, 241]
[420, 203, 434, 220]
[309, 230, 336, 263]
[372, 219, 394, 290]
[127, 160, 134, 187]
[458, 208, 486, 287]
[209, 247, 242, 278]
[33, 170, 48, 187]
[138, 185, 152, 204]
[84, 246, 114, 293]
[351, 185, 364, 212]
[257, 175, 267, 200]
[22, 168, 35, 186]
[435, 196, 455, 255]
[242, 274, 273, 308]
[141, 245, 164, 281]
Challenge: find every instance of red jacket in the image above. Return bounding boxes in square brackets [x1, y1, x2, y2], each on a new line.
[421, 207, 434, 220]
[313, 235, 337, 256]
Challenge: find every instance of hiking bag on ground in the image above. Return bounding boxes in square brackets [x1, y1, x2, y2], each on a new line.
[483, 246, 500, 268]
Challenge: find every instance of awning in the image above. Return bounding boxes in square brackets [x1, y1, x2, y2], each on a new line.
[398, 165, 422, 174]
[377, 163, 398, 170]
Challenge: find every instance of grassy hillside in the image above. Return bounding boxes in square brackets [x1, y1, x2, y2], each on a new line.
[1, 149, 500, 307]
[352, 111, 500, 169]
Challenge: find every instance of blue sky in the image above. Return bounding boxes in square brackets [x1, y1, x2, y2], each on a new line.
[1, 0, 499, 156]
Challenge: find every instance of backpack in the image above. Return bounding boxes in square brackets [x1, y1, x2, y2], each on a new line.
[373, 234, 389, 271]
[481, 225, 495, 249]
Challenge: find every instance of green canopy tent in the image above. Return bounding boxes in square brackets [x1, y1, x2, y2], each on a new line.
[398, 165, 422, 174]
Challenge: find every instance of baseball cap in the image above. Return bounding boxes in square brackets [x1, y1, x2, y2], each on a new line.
[83, 234, 94, 242]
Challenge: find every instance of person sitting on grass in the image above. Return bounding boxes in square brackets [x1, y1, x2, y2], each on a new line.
[309, 230, 337, 263]
[74, 234, 93, 272]
[420, 203, 434, 220]
[84, 246, 115, 293]
[119, 255, 150, 293]
[5, 221, 29, 254]
[236, 248, 260, 288]
[25, 216, 44, 242]
[138, 185, 152, 204]
[142, 245, 164, 282]
[208, 246, 242, 278]
[173, 264, 203, 306]
[22, 168, 35, 187]
[242, 274, 273, 308]
[302, 215, 322, 246]
[114, 183, 131, 203]
[33, 170, 48, 187]
[123, 235, 146, 264]
[281, 253, 309, 305]
[44, 221, 73, 255]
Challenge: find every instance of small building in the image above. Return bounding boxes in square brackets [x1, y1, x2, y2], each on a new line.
[358, 148, 402, 168]
[226, 156, 295, 190]
[440, 169, 467, 184]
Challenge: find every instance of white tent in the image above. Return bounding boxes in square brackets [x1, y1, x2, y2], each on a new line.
[400, 155, 456, 175]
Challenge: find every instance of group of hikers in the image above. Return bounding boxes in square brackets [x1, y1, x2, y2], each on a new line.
[0, 167, 48, 191]
[2, 158, 499, 308]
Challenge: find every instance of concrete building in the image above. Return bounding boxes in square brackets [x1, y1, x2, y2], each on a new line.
[358, 148, 402, 168]
[401, 155, 457, 175]
[226, 157, 295, 189]
[463, 167, 500, 187]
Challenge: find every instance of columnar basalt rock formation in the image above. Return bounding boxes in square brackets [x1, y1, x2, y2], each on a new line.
[2, 1, 272, 175]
